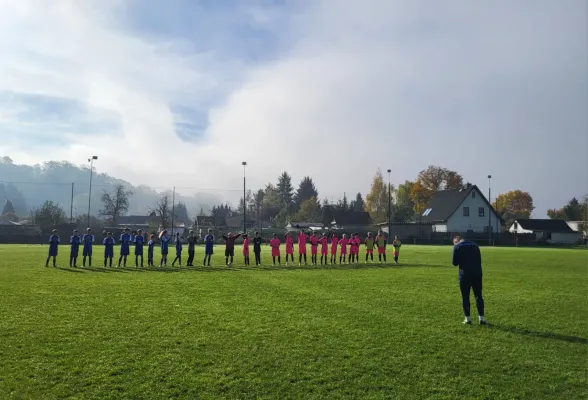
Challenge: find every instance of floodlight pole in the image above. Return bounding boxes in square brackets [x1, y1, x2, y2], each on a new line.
[87, 156, 98, 227]
[387, 169, 392, 238]
[488, 175, 492, 245]
[242, 161, 247, 234]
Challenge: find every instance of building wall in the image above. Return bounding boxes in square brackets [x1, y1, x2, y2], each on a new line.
[447, 189, 502, 233]
[433, 224, 447, 233]
[550, 232, 582, 244]
[381, 224, 433, 238]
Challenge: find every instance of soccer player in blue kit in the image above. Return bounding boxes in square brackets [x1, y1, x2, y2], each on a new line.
[203, 229, 214, 266]
[82, 228, 94, 267]
[69, 230, 81, 268]
[118, 228, 132, 268]
[103, 232, 115, 268]
[45, 229, 60, 267]
[134, 229, 145, 267]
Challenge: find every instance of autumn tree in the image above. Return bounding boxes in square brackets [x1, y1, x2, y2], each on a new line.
[493, 190, 535, 224]
[411, 165, 464, 207]
[365, 169, 390, 223]
[547, 197, 585, 221]
[409, 180, 430, 215]
[100, 184, 133, 225]
[395, 181, 416, 222]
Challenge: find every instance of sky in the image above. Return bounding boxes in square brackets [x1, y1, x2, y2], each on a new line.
[0, 0, 586, 216]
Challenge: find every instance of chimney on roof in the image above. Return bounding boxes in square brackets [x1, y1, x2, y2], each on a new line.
[466, 183, 472, 188]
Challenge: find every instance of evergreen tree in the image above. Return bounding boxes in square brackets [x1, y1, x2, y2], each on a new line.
[294, 176, 319, 207]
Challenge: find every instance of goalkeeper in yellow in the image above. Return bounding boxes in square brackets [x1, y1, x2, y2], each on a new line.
[392, 235, 402, 263]
[364, 232, 375, 263]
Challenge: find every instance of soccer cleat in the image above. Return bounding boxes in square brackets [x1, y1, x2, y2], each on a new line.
[463, 318, 472, 325]
[479, 318, 488, 325]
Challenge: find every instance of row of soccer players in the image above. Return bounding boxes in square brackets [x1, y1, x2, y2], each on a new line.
[44, 228, 402, 268]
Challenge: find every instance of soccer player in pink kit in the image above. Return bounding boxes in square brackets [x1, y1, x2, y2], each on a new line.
[297, 230, 309, 265]
[309, 232, 319, 265]
[285, 233, 294, 265]
[242, 234, 250, 266]
[319, 233, 329, 265]
[330, 233, 338, 264]
[349, 233, 359, 263]
[339, 234, 349, 264]
[270, 233, 281, 265]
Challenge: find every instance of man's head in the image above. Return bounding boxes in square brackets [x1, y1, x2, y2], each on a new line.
[208, 229, 212, 234]
[453, 235, 463, 245]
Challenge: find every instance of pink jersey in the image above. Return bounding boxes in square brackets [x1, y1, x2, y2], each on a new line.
[285, 236, 294, 254]
[270, 237, 281, 257]
[242, 237, 249, 255]
[298, 233, 308, 254]
[330, 236, 338, 255]
[310, 236, 319, 247]
[339, 238, 349, 254]
[351, 237, 360, 254]
[319, 237, 329, 254]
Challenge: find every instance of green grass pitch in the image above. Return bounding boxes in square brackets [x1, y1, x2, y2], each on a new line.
[0, 245, 586, 399]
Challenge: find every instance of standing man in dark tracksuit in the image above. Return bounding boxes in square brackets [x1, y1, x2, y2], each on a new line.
[452, 236, 487, 325]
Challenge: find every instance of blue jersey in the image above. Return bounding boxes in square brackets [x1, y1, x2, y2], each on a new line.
[204, 234, 215, 247]
[147, 240, 155, 258]
[103, 237, 115, 256]
[160, 235, 170, 254]
[70, 235, 81, 252]
[120, 233, 132, 253]
[175, 238, 183, 254]
[134, 235, 145, 248]
[82, 234, 94, 248]
[48, 235, 60, 256]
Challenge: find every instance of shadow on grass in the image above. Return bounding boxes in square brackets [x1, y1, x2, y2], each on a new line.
[70, 262, 448, 273]
[55, 267, 85, 273]
[488, 324, 587, 344]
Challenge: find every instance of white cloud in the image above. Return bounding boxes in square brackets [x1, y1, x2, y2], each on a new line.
[0, 0, 586, 214]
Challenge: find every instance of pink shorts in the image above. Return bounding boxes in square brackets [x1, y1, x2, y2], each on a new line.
[378, 247, 385, 255]
[299, 247, 307, 255]
[340, 248, 347, 255]
[331, 247, 337, 255]
[271, 248, 280, 257]
[321, 247, 328, 256]
[311, 246, 318, 255]
[243, 249, 249, 256]
[366, 249, 373, 254]
[286, 247, 293, 255]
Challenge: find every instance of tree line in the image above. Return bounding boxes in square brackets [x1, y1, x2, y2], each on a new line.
[3, 155, 585, 232]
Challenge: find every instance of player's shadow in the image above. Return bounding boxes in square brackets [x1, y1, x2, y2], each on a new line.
[488, 324, 587, 344]
[241, 262, 447, 272]
[55, 267, 85, 273]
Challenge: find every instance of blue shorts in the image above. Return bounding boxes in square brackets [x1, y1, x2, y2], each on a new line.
[205, 246, 214, 255]
[135, 246, 144, 256]
[120, 247, 130, 256]
[83, 247, 92, 257]
[48, 247, 58, 257]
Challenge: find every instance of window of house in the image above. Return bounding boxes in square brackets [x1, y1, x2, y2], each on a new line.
[472, 191, 476, 198]
[478, 207, 485, 217]
[463, 207, 470, 217]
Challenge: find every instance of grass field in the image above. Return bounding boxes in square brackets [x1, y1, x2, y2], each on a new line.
[0, 245, 586, 399]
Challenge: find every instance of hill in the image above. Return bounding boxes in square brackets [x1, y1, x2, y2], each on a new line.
[0, 156, 222, 220]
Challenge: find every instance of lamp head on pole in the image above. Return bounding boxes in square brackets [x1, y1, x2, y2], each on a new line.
[242, 161, 247, 166]
[488, 174, 492, 179]
[387, 169, 391, 173]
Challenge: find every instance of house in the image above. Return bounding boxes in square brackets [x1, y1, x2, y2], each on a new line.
[420, 184, 502, 234]
[331, 211, 372, 230]
[566, 221, 587, 238]
[116, 215, 152, 228]
[196, 215, 226, 228]
[286, 222, 325, 232]
[225, 214, 257, 231]
[509, 219, 581, 244]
